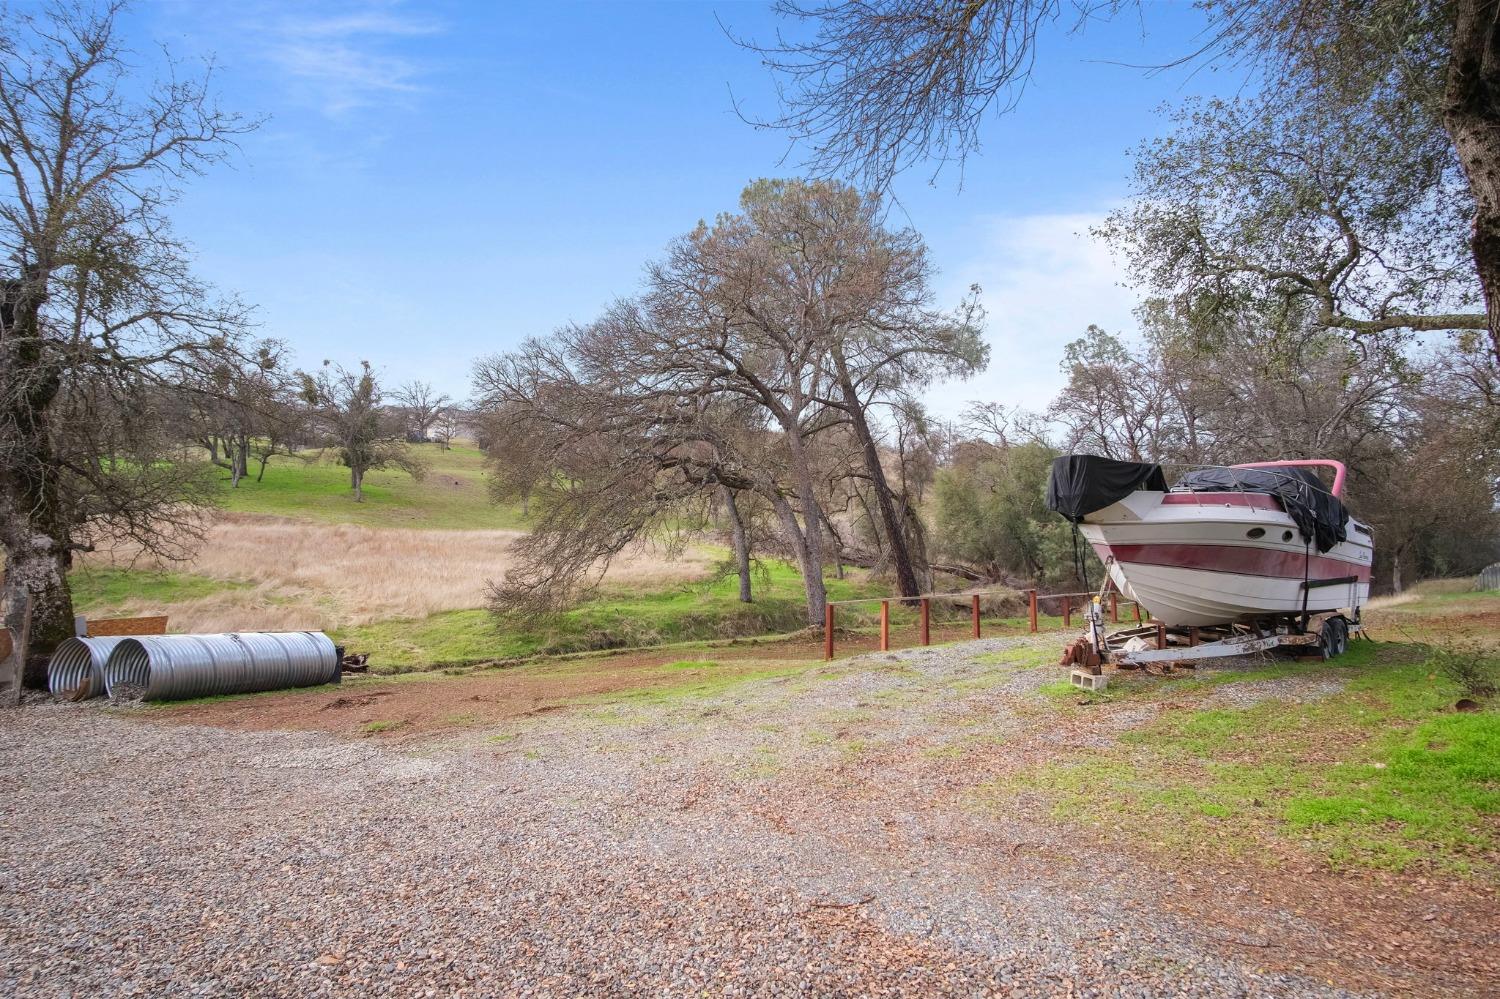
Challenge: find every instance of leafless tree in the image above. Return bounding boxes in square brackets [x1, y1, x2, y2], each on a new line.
[659, 179, 985, 603]
[431, 406, 461, 450]
[180, 339, 303, 487]
[300, 362, 425, 502]
[1047, 326, 1177, 462]
[473, 322, 775, 618]
[734, 1, 1110, 191]
[741, 2, 1500, 364]
[476, 179, 986, 625]
[0, 1, 257, 692]
[476, 402, 552, 518]
[393, 379, 451, 442]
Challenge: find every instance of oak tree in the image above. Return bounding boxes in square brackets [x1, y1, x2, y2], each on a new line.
[0, 1, 255, 692]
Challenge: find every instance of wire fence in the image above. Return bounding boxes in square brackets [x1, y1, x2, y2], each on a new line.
[822, 586, 1145, 660]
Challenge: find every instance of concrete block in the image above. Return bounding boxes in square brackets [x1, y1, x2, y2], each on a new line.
[1070, 669, 1109, 692]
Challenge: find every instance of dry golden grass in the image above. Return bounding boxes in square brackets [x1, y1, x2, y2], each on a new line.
[79, 513, 716, 634]
[1365, 592, 1419, 611]
[1367, 578, 1476, 611]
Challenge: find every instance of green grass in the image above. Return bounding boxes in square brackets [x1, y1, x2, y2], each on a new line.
[71, 566, 250, 616]
[990, 638, 1500, 876]
[335, 560, 887, 670]
[212, 442, 526, 530]
[572, 660, 817, 709]
[360, 719, 406, 735]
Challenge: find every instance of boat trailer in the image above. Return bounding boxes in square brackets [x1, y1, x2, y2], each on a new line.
[1059, 593, 1361, 692]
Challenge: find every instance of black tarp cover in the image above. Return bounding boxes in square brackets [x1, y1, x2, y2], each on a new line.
[1046, 455, 1168, 523]
[1175, 466, 1348, 553]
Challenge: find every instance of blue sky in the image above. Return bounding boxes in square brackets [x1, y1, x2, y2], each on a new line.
[128, 0, 1243, 416]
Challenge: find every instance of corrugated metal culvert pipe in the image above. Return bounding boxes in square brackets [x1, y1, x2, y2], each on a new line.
[47, 637, 132, 700]
[102, 632, 340, 702]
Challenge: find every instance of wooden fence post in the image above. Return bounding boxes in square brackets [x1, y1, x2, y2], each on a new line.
[879, 600, 890, 652]
[1155, 621, 1166, 650]
[1028, 590, 1038, 633]
[824, 604, 834, 661]
[1132, 601, 1142, 624]
[1062, 596, 1072, 627]
[971, 594, 981, 639]
[919, 598, 930, 646]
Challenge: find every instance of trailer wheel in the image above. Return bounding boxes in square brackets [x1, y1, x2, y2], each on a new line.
[1319, 617, 1349, 659]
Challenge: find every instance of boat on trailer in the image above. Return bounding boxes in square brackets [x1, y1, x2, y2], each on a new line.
[1046, 455, 1372, 673]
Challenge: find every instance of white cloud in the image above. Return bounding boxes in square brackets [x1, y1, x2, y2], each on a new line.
[256, 3, 444, 117]
[927, 210, 1141, 421]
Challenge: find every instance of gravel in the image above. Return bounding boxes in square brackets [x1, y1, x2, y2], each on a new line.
[0, 640, 1380, 997]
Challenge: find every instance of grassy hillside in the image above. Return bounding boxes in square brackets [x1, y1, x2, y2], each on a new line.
[333, 561, 889, 668]
[214, 442, 526, 530]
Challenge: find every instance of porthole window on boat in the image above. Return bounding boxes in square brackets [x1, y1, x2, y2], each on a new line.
[1246, 527, 1265, 539]
[1282, 530, 1294, 542]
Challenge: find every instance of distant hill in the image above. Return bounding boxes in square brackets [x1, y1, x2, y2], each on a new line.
[214, 442, 526, 531]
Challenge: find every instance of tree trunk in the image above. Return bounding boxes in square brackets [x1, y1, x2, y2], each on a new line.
[1, 270, 79, 676]
[352, 466, 364, 502]
[900, 500, 933, 592]
[257, 453, 271, 482]
[1391, 545, 1405, 594]
[236, 436, 250, 487]
[1, 465, 76, 689]
[720, 486, 753, 602]
[833, 352, 922, 596]
[1446, 0, 1500, 366]
[780, 430, 828, 626]
[2, 544, 72, 688]
[766, 489, 825, 626]
[818, 506, 846, 580]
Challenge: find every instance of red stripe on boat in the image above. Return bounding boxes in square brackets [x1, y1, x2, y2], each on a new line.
[1100, 542, 1371, 582]
[1160, 492, 1283, 511]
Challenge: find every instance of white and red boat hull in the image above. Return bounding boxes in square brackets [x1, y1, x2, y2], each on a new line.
[1079, 491, 1373, 627]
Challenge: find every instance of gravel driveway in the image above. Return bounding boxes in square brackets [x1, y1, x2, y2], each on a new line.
[0, 637, 1456, 997]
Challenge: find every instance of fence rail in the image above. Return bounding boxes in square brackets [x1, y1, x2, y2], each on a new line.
[822, 586, 1144, 660]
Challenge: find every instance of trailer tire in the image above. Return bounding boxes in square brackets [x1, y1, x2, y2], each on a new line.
[1319, 617, 1349, 660]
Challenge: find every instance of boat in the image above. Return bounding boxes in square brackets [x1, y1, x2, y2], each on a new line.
[1046, 456, 1372, 628]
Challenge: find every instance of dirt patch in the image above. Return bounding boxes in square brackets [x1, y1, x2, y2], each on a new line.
[1365, 597, 1500, 649]
[154, 619, 1045, 739]
[155, 651, 813, 738]
[321, 691, 394, 710]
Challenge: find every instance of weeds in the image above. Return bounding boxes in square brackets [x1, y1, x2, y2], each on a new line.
[987, 640, 1500, 875]
[1429, 645, 1499, 701]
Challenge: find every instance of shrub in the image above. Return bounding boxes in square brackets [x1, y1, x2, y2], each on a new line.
[1429, 645, 1499, 701]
